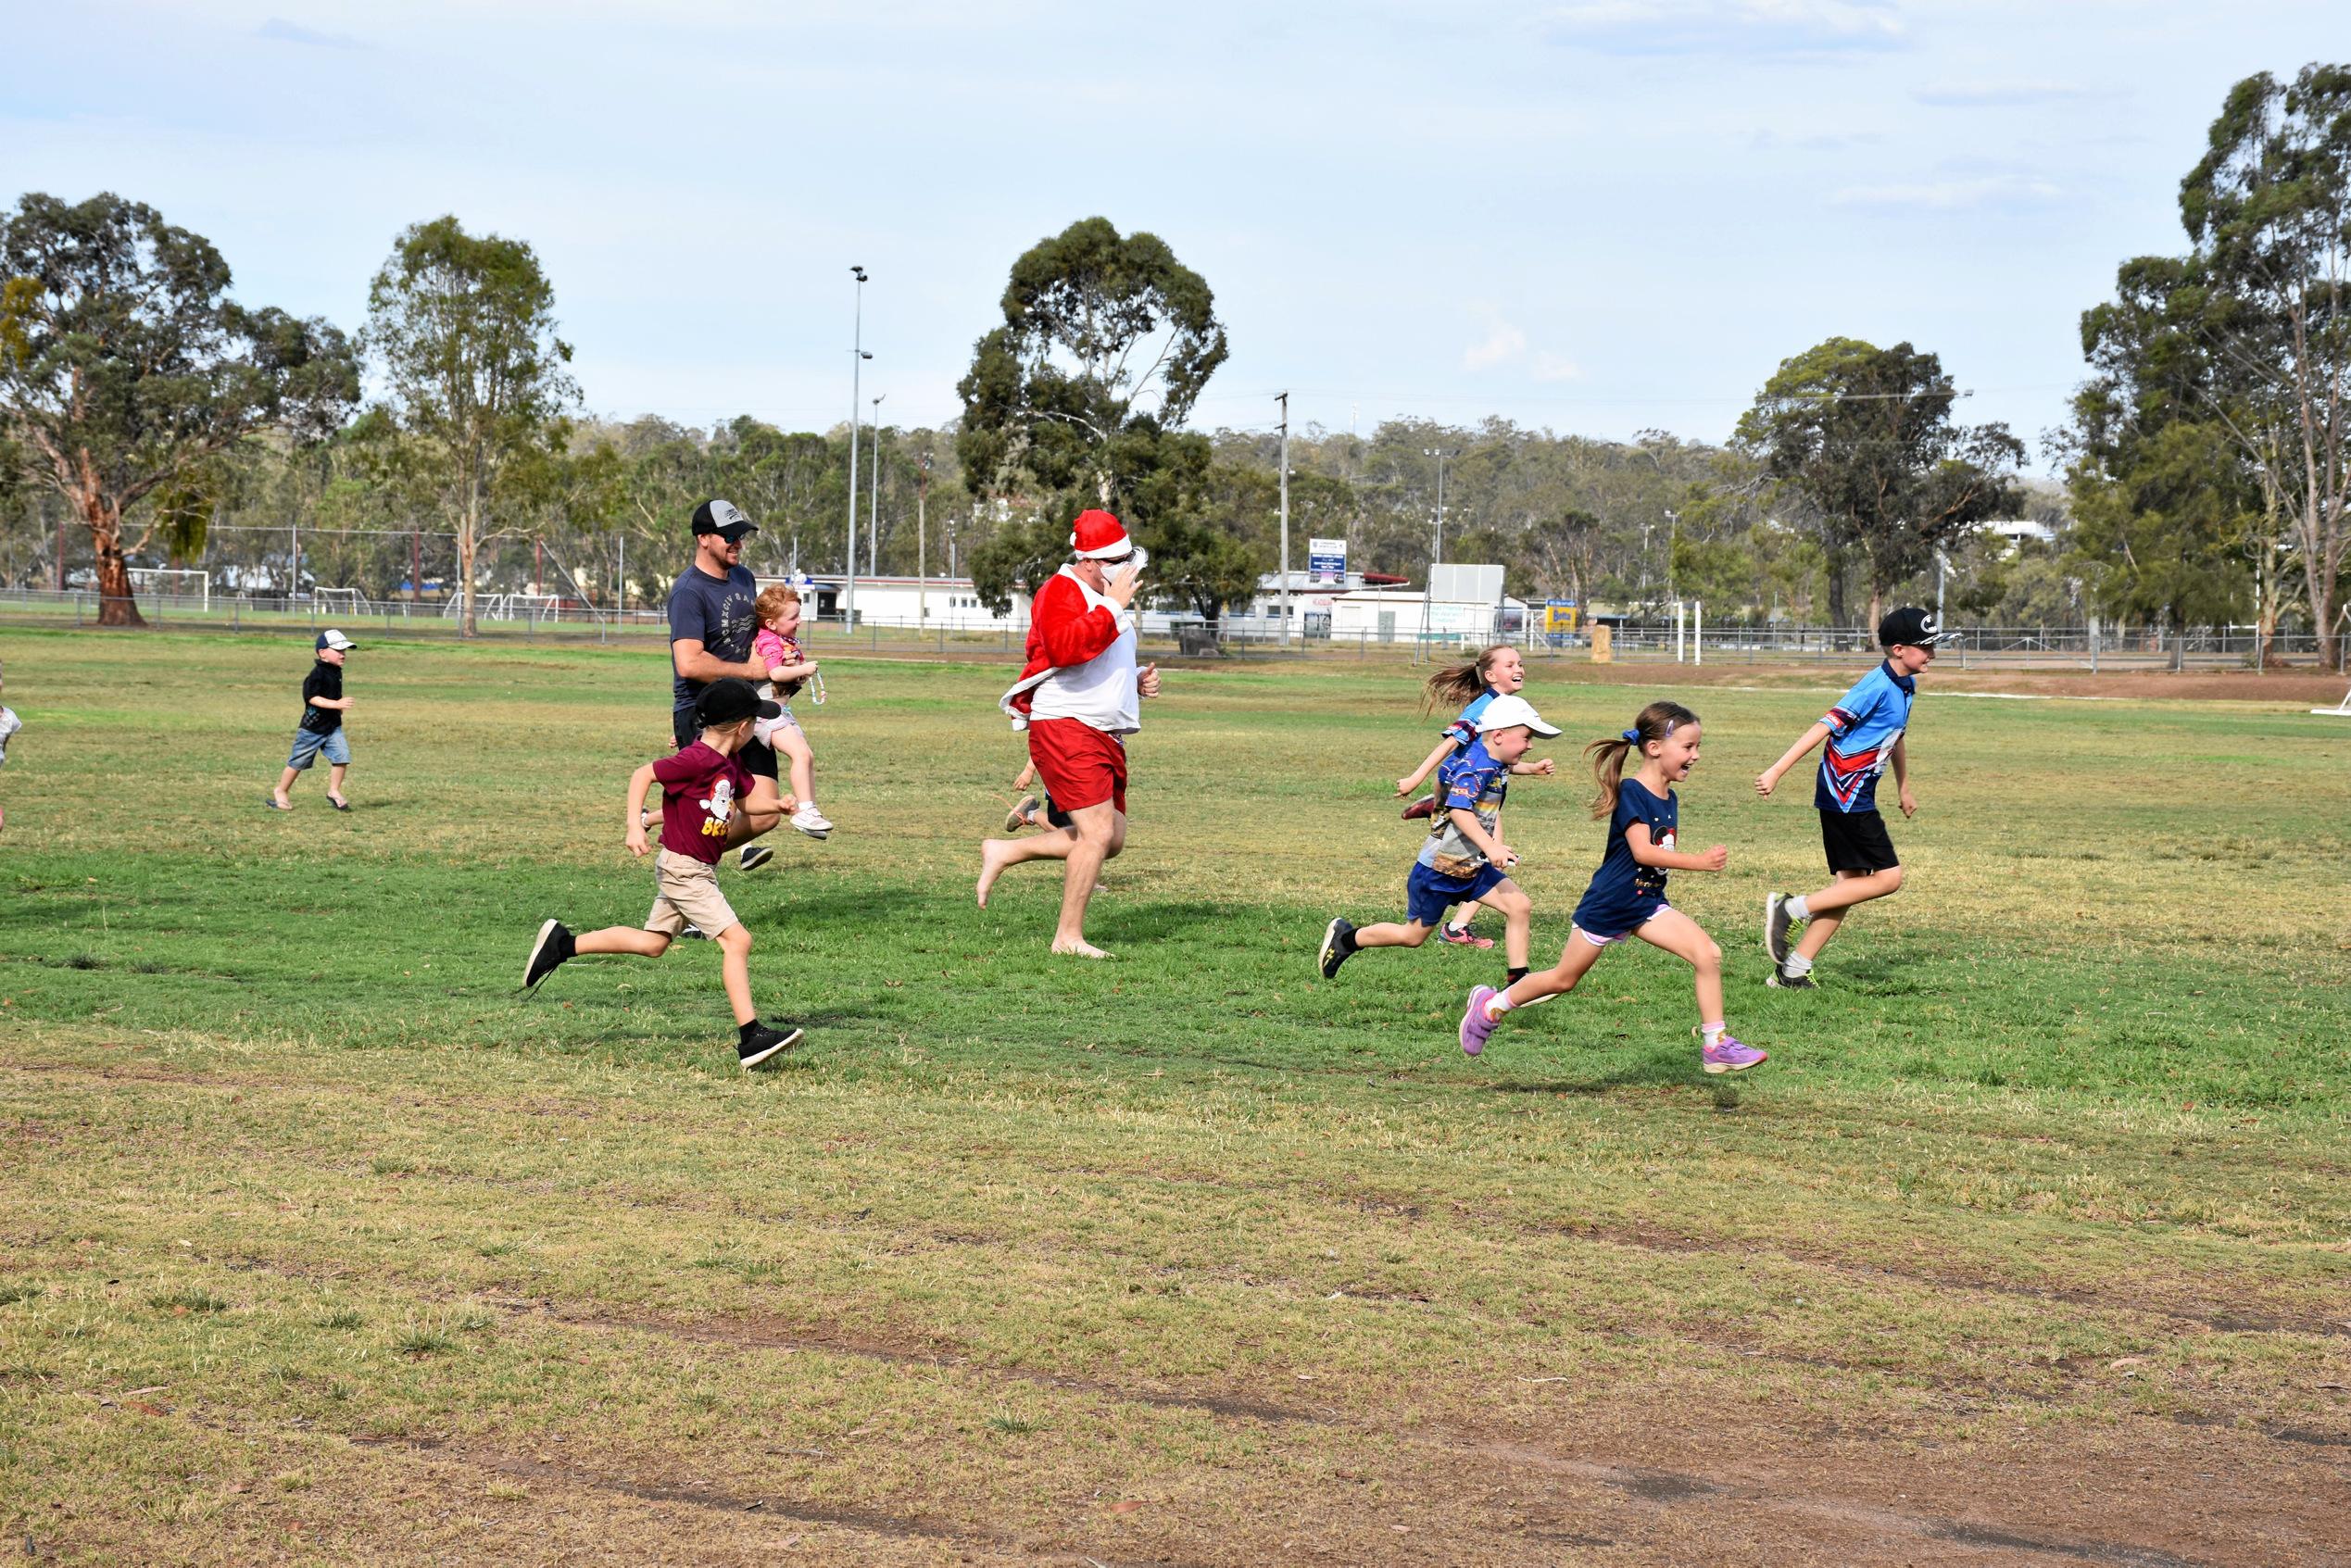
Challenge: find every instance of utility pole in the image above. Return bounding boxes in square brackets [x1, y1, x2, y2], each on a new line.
[917, 450, 931, 630]
[1277, 391, 1291, 647]
[1419, 447, 1456, 658]
[869, 393, 886, 579]
[845, 266, 869, 627]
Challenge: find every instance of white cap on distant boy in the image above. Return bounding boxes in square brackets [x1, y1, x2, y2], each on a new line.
[1476, 695, 1558, 736]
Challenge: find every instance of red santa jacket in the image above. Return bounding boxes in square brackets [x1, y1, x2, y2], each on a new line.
[999, 566, 1131, 722]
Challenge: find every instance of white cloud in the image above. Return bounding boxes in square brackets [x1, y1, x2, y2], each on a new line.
[256, 18, 368, 49]
[1541, 0, 1905, 56]
[1533, 353, 1583, 383]
[1913, 82, 2108, 107]
[1829, 175, 2066, 210]
[1463, 315, 1529, 371]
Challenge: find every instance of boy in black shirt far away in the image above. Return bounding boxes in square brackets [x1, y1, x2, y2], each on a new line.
[269, 630, 357, 812]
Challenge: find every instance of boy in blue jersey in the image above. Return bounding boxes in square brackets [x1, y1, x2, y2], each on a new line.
[1754, 607, 1953, 988]
[1320, 695, 1558, 989]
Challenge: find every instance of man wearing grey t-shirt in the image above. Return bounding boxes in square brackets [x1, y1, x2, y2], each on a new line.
[668, 499, 785, 872]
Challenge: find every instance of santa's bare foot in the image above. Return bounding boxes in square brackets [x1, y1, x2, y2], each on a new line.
[976, 838, 1016, 907]
[1050, 938, 1110, 960]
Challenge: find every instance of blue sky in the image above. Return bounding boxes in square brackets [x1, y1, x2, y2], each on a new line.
[6, 1, 2340, 469]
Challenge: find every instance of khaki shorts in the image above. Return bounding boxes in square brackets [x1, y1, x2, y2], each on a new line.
[644, 850, 740, 939]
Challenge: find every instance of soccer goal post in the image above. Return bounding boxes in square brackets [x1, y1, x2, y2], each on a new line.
[315, 586, 370, 618]
[128, 568, 210, 608]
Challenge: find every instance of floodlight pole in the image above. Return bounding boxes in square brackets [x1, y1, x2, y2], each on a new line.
[1277, 391, 1291, 647]
[1419, 447, 1456, 659]
[846, 266, 869, 627]
[917, 450, 931, 630]
[869, 393, 886, 579]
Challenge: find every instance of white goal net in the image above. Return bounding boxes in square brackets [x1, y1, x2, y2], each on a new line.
[128, 568, 209, 608]
[315, 586, 370, 618]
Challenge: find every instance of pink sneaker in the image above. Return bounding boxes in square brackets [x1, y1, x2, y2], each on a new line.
[1701, 1035, 1767, 1074]
[1460, 985, 1499, 1057]
[1438, 924, 1494, 949]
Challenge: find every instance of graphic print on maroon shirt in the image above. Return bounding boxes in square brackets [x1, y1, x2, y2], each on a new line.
[652, 741, 752, 864]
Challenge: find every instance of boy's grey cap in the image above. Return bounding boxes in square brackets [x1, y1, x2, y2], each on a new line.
[317, 629, 357, 652]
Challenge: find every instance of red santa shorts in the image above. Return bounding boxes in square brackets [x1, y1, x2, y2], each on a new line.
[1026, 717, 1127, 815]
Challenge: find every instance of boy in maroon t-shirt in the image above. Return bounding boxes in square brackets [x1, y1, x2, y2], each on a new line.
[522, 678, 801, 1069]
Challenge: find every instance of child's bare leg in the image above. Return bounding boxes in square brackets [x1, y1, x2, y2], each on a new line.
[778, 727, 817, 808]
[714, 922, 756, 1025]
[573, 927, 673, 959]
[272, 766, 300, 805]
[1476, 881, 1531, 970]
[327, 762, 349, 802]
[1490, 931, 1608, 1010]
[1350, 919, 1436, 950]
[1794, 867, 1901, 960]
[1634, 909, 1724, 1024]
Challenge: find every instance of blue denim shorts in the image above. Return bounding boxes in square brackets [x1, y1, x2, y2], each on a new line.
[287, 726, 351, 770]
[1405, 860, 1507, 927]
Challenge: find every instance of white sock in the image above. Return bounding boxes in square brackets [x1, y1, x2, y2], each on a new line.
[1484, 990, 1517, 1022]
[1783, 952, 1813, 976]
[1786, 895, 1812, 922]
[1701, 1021, 1726, 1047]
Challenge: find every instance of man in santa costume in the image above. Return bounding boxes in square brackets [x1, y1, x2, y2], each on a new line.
[976, 508, 1163, 957]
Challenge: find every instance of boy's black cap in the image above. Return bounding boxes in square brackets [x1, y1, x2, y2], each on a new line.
[691, 498, 759, 542]
[1878, 606, 1955, 647]
[694, 676, 782, 727]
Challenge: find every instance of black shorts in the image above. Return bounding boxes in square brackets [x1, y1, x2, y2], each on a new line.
[1820, 808, 1899, 874]
[672, 706, 779, 781]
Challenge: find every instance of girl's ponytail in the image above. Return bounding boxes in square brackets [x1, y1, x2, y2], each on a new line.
[1422, 643, 1517, 713]
[1585, 700, 1701, 817]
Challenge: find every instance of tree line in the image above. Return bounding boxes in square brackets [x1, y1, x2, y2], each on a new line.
[1, 65, 2344, 662]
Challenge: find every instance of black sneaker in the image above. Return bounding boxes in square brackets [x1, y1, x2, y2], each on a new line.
[679, 923, 706, 941]
[1767, 964, 1817, 991]
[1318, 917, 1356, 980]
[1764, 893, 1793, 966]
[740, 845, 775, 872]
[522, 920, 572, 993]
[738, 1023, 803, 1070]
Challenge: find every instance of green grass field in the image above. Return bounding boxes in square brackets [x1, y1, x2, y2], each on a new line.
[3, 628, 2347, 1566]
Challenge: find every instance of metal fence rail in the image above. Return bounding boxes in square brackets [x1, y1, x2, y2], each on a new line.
[1, 587, 2344, 671]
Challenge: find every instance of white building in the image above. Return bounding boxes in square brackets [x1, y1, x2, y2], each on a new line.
[1325, 586, 1532, 646]
[784, 574, 1029, 630]
[1976, 519, 2058, 552]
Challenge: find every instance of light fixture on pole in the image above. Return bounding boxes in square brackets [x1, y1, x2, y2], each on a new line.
[1276, 391, 1291, 647]
[869, 393, 886, 579]
[845, 266, 869, 627]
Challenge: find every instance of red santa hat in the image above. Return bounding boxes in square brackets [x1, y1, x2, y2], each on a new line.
[1069, 508, 1134, 559]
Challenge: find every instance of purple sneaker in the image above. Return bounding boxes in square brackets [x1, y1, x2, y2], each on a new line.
[1460, 985, 1499, 1057]
[1701, 1035, 1767, 1075]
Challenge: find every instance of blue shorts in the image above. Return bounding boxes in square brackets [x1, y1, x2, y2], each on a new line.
[286, 726, 350, 771]
[1406, 860, 1507, 927]
[1571, 892, 1668, 943]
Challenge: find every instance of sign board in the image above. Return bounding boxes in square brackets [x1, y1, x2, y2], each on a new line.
[1307, 537, 1347, 584]
[1543, 599, 1579, 633]
[1428, 563, 1505, 603]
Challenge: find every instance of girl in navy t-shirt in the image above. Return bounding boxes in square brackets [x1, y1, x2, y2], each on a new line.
[1455, 700, 1767, 1076]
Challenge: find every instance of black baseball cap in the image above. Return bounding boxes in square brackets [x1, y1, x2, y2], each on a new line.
[691, 498, 759, 542]
[1878, 607, 1955, 647]
[694, 677, 781, 727]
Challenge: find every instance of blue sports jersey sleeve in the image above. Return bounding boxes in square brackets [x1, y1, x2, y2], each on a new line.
[1824, 672, 1880, 736]
[1442, 690, 1497, 747]
[1441, 749, 1501, 811]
